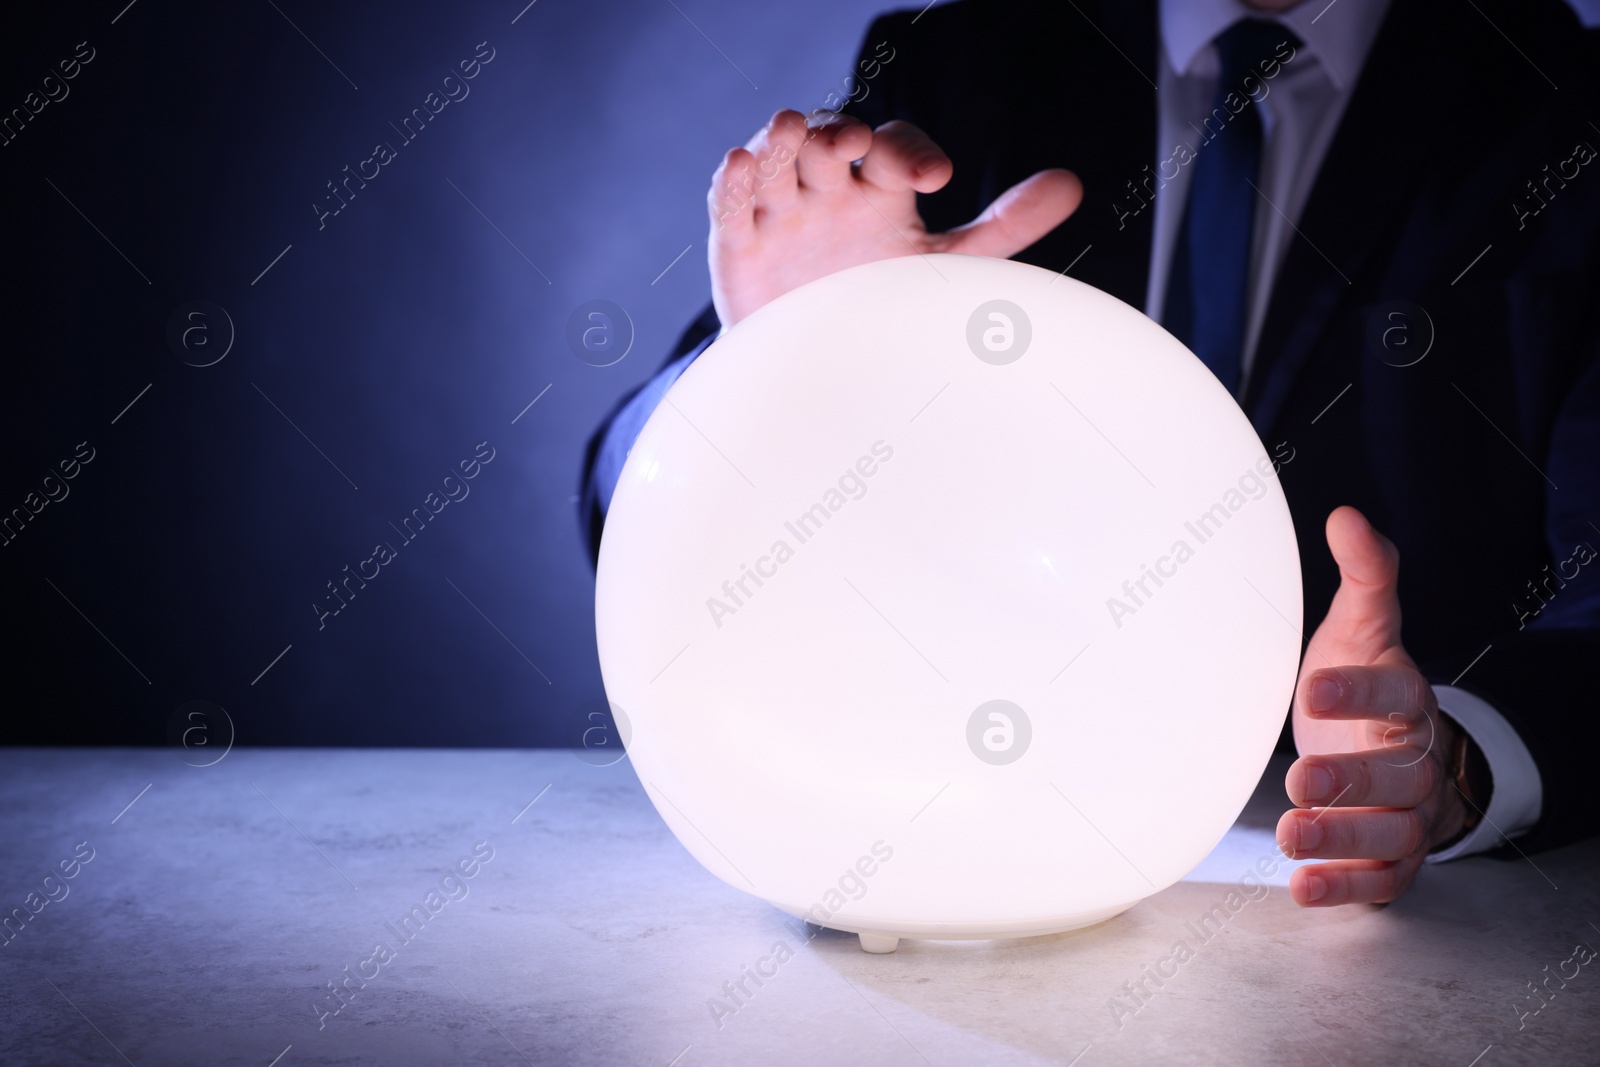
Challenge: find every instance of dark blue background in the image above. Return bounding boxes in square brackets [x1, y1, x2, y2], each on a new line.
[16, 0, 1596, 749]
[1, 0, 894, 746]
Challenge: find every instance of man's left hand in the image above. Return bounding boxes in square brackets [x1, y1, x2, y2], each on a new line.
[1276, 506, 1476, 906]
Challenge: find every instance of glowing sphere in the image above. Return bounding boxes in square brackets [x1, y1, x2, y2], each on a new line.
[596, 254, 1301, 952]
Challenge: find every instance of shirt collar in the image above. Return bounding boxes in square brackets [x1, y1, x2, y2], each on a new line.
[1159, 0, 1393, 93]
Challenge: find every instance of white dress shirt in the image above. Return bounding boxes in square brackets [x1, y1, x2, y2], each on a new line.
[1147, 0, 1388, 387]
[1150, 0, 1541, 859]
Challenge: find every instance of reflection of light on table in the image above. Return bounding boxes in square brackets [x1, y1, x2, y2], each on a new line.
[1182, 825, 1315, 888]
[1181, 755, 1315, 888]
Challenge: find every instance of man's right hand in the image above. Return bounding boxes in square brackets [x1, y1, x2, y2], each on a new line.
[708, 109, 1084, 328]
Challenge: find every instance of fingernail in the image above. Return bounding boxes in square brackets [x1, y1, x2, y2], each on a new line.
[1309, 677, 1341, 713]
[1303, 873, 1326, 903]
[1297, 818, 1323, 851]
[1303, 764, 1333, 804]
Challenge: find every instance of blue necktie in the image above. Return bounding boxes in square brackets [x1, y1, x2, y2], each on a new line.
[1162, 19, 1301, 397]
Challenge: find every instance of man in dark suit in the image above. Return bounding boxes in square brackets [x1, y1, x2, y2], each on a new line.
[581, 0, 1600, 908]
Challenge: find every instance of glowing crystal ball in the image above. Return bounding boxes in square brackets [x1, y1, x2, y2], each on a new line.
[596, 254, 1301, 953]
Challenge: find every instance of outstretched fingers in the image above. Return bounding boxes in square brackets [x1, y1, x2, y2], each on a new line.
[708, 145, 759, 241]
[1299, 661, 1434, 727]
[1286, 745, 1438, 810]
[855, 119, 954, 194]
[1277, 805, 1428, 862]
[1289, 856, 1424, 906]
[740, 108, 811, 211]
[794, 113, 872, 191]
[939, 169, 1083, 260]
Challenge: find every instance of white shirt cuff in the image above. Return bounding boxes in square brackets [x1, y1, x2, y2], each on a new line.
[1425, 684, 1543, 862]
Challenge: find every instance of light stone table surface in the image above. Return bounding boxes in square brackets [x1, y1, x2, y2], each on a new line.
[1, 748, 1597, 1066]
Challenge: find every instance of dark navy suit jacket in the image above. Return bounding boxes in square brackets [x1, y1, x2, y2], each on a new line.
[582, 0, 1600, 853]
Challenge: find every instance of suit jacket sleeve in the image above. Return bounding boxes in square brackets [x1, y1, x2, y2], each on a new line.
[1421, 333, 1600, 855]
